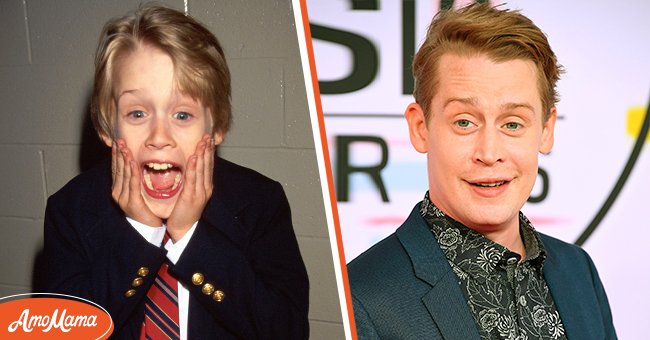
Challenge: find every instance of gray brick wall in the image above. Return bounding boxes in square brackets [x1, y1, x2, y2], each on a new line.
[0, 0, 344, 338]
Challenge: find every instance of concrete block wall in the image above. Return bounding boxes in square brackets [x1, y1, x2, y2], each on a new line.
[0, 0, 344, 338]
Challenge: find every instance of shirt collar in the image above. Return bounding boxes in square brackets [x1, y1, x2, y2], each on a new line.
[419, 191, 547, 278]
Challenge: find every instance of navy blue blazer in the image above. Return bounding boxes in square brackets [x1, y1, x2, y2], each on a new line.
[348, 204, 616, 340]
[44, 157, 309, 339]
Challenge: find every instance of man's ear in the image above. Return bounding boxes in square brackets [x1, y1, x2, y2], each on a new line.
[405, 102, 429, 153]
[539, 107, 557, 154]
[99, 131, 113, 148]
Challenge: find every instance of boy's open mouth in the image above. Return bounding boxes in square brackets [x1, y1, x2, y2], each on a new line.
[142, 162, 183, 199]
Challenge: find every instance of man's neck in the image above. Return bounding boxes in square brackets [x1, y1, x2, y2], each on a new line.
[480, 224, 526, 259]
[421, 195, 528, 259]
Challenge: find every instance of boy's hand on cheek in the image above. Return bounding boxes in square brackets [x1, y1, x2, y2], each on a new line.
[111, 140, 163, 227]
[166, 134, 214, 242]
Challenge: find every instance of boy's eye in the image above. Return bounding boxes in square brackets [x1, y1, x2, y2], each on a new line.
[128, 110, 146, 119]
[174, 112, 191, 120]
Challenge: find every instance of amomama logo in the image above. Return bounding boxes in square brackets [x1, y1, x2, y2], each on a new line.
[0, 293, 113, 339]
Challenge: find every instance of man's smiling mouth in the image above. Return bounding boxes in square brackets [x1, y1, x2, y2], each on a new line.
[471, 181, 507, 188]
[142, 161, 183, 199]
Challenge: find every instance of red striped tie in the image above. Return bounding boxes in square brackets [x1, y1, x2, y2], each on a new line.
[141, 233, 180, 340]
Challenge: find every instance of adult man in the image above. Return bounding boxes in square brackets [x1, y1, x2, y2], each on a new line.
[347, 3, 616, 339]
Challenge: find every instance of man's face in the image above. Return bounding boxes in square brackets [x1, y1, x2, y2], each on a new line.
[406, 53, 555, 233]
[103, 44, 221, 219]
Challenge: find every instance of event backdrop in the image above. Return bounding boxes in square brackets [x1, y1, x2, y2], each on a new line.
[307, 0, 649, 338]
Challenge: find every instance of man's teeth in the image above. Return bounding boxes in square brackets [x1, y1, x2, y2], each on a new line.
[146, 162, 173, 170]
[475, 181, 506, 187]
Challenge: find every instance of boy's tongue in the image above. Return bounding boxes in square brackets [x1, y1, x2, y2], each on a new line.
[144, 168, 181, 191]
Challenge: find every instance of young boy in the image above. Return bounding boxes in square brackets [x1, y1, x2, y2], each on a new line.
[43, 5, 309, 339]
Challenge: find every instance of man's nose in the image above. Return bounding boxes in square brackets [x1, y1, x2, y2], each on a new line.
[145, 118, 175, 149]
[473, 127, 503, 166]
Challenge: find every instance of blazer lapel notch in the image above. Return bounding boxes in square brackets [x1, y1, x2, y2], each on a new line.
[397, 205, 480, 339]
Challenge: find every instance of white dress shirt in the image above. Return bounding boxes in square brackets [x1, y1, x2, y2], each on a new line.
[127, 217, 197, 340]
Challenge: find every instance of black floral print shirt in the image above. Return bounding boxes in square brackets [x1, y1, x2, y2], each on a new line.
[420, 192, 566, 340]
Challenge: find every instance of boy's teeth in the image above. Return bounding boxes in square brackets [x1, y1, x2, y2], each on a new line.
[146, 162, 173, 170]
[172, 173, 181, 190]
[143, 173, 154, 190]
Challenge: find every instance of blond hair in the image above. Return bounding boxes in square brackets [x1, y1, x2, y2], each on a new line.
[413, 3, 563, 122]
[91, 4, 231, 138]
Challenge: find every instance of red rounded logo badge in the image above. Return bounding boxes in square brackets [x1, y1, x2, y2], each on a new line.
[0, 293, 113, 339]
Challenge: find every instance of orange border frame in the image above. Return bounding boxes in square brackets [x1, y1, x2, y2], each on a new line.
[299, 1, 358, 339]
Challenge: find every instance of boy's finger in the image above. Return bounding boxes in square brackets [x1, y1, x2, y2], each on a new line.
[195, 142, 206, 196]
[111, 142, 117, 182]
[128, 160, 140, 204]
[204, 140, 214, 194]
[120, 148, 132, 204]
[114, 144, 125, 195]
[111, 145, 120, 202]
[185, 155, 198, 198]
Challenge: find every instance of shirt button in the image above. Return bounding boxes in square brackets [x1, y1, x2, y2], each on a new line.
[132, 277, 143, 287]
[125, 289, 136, 298]
[519, 296, 527, 306]
[507, 257, 518, 265]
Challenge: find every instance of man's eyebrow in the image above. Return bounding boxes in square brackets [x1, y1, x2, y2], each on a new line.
[443, 97, 479, 109]
[501, 102, 535, 113]
[443, 98, 535, 113]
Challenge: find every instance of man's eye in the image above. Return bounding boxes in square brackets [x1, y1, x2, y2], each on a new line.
[504, 122, 521, 130]
[455, 119, 474, 128]
[128, 110, 146, 119]
[174, 112, 191, 120]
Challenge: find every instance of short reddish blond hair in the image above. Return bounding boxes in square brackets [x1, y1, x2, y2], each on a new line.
[413, 3, 563, 122]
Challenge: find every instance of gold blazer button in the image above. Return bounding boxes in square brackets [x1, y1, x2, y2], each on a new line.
[212, 290, 225, 302]
[192, 273, 204, 286]
[137, 267, 149, 277]
[202, 283, 215, 295]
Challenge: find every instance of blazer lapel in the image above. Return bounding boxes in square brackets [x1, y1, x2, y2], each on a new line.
[200, 157, 251, 248]
[421, 277, 480, 340]
[542, 239, 603, 339]
[397, 206, 480, 340]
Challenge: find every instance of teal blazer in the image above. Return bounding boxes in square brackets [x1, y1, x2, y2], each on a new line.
[348, 204, 616, 340]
